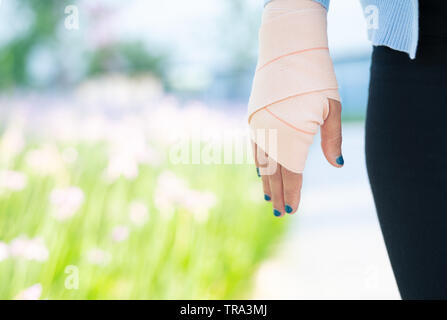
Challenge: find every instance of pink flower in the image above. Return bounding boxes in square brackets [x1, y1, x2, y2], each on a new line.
[50, 187, 85, 220]
[15, 284, 42, 300]
[25, 145, 65, 176]
[111, 226, 129, 242]
[129, 201, 149, 226]
[9, 236, 49, 262]
[0, 242, 9, 262]
[153, 171, 217, 222]
[0, 170, 27, 192]
[86, 248, 111, 266]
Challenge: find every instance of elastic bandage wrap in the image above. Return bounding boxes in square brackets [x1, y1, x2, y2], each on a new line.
[248, 0, 340, 174]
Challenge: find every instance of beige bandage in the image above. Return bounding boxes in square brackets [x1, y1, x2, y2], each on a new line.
[248, 0, 340, 174]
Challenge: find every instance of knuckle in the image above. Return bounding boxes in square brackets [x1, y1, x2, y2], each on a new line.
[324, 134, 342, 145]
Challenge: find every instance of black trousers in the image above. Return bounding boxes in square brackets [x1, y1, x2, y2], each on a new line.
[365, 2, 447, 299]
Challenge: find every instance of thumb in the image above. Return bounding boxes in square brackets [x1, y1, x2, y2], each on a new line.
[321, 98, 344, 168]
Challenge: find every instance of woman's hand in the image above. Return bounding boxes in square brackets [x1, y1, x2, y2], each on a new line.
[253, 98, 343, 217]
[248, 0, 343, 217]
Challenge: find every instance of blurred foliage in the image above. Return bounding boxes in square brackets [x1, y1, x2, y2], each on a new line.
[0, 0, 63, 88]
[210, 0, 261, 101]
[0, 1, 290, 299]
[0, 141, 287, 299]
[87, 42, 167, 79]
[218, 0, 260, 73]
[0, 0, 168, 89]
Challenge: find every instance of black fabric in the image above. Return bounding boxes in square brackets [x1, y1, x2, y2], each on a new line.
[419, 0, 447, 37]
[365, 1, 447, 300]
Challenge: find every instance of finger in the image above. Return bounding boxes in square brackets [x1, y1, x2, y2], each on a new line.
[261, 175, 272, 202]
[256, 144, 272, 201]
[268, 162, 285, 217]
[282, 168, 303, 215]
[321, 98, 344, 168]
[251, 141, 261, 177]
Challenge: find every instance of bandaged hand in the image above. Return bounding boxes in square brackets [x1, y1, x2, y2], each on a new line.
[249, 0, 343, 217]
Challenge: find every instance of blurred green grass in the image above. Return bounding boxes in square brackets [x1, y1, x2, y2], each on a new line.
[0, 141, 288, 299]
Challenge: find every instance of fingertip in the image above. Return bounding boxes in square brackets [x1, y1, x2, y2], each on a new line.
[326, 153, 344, 168]
[285, 204, 298, 215]
[273, 209, 285, 218]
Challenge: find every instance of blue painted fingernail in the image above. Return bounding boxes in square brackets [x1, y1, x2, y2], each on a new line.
[273, 209, 282, 217]
[256, 167, 261, 177]
[336, 155, 344, 166]
[264, 194, 271, 201]
[285, 205, 293, 214]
